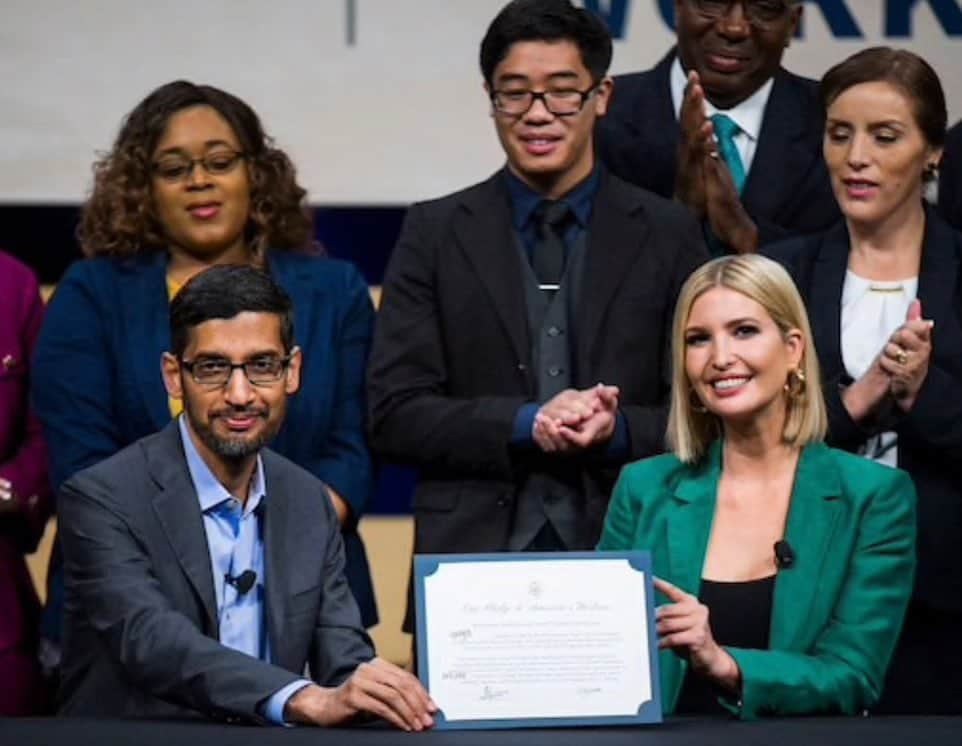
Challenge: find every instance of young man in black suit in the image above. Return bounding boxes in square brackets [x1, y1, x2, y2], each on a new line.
[368, 0, 707, 631]
[597, 0, 840, 253]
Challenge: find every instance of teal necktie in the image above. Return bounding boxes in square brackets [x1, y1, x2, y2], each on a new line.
[711, 113, 746, 195]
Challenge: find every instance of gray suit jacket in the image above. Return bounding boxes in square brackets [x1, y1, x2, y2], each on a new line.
[57, 420, 373, 722]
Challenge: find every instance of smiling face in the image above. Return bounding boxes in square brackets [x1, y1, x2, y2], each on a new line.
[684, 286, 802, 432]
[824, 81, 940, 231]
[162, 311, 300, 466]
[487, 39, 611, 198]
[150, 105, 252, 263]
[674, 0, 800, 109]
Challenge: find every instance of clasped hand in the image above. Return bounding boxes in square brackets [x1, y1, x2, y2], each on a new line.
[532, 383, 619, 454]
[675, 71, 758, 254]
[654, 577, 740, 692]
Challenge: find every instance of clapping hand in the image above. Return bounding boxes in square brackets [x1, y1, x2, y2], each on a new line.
[674, 71, 713, 217]
[879, 299, 933, 412]
[674, 71, 758, 254]
[653, 577, 740, 692]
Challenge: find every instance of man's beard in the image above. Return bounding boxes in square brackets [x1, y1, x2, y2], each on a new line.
[185, 403, 279, 461]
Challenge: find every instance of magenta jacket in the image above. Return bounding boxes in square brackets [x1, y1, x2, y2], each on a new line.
[0, 251, 51, 714]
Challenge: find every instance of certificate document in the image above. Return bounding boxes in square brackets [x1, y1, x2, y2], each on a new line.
[414, 552, 661, 729]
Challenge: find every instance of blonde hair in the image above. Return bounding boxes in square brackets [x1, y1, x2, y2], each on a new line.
[667, 255, 827, 464]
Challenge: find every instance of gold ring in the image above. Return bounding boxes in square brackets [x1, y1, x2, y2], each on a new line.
[896, 349, 908, 365]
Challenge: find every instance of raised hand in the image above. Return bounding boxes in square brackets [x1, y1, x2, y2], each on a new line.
[879, 299, 934, 412]
[674, 71, 714, 217]
[703, 152, 758, 254]
[653, 577, 740, 692]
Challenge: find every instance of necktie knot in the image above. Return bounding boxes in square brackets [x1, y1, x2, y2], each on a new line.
[711, 113, 740, 142]
[535, 200, 571, 235]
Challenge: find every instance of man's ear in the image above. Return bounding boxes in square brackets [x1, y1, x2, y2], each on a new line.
[285, 346, 302, 396]
[785, 4, 803, 47]
[162, 352, 184, 399]
[594, 76, 614, 117]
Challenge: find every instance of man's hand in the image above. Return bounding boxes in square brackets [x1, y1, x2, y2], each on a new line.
[703, 155, 758, 254]
[284, 658, 437, 731]
[533, 384, 619, 454]
[674, 71, 713, 217]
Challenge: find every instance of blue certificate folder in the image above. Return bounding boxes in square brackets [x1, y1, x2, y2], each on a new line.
[414, 551, 662, 730]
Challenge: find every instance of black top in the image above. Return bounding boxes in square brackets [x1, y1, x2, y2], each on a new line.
[675, 575, 775, 715]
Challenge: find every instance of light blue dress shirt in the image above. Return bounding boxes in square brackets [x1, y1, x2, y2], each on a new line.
[178, 416, 309, 724]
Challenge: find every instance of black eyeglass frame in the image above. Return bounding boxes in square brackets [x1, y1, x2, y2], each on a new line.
[689, 0, 793, 27]
[489, 85, 601, 118]
[151, 149, 248, 183]
[180, 354, 294, 388]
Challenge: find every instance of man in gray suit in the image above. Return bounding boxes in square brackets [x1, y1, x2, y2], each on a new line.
[58, 266, 434, 730]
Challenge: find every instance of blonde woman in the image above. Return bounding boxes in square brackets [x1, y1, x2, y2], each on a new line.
[598, 255, 915, 718]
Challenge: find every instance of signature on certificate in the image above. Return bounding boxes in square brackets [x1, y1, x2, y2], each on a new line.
[479, 685, 509, 701]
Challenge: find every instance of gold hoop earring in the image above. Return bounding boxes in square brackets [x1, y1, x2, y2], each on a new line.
[784, 367, 806, 399]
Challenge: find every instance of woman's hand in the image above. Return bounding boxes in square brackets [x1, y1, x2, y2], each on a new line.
[654, 577, 741, 692]
[0, 477, 21, 517]
[879, 300, 933, 412]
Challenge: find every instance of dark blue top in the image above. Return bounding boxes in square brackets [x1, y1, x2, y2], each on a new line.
[503, 165, 600, 258]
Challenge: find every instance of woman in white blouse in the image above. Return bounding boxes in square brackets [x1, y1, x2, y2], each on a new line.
[763, 47, 962, 715]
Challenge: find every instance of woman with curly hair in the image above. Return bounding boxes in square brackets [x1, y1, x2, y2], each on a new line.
[32, 82, 379, 667]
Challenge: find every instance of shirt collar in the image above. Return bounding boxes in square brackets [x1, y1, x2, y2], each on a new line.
[670, 56, 774, 143]
[503, 164, 601, 233]
[178, 415, 266, 517]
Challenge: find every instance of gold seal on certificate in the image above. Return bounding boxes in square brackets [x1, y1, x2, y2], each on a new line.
[414, 552, 661, 730]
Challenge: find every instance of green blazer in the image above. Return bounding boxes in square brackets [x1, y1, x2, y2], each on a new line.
[598, 441, 916, 719]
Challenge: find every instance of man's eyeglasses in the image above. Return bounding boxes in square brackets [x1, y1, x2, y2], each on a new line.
[152, 150, 246, 183]
[490, 86, 599, 117]
[180, 354, 292, 387]
[690, 0, 792, 26]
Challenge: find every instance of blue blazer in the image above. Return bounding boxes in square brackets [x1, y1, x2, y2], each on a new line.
[33, 250, 378, 626]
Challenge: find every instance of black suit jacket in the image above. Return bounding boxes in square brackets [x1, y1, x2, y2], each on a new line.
[367, 169, 708, 559]
[596, 49, 841, 246]
[58, 421, 373, 721]
[763, 211, 962, 614]
[939, 120, 962, 231]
